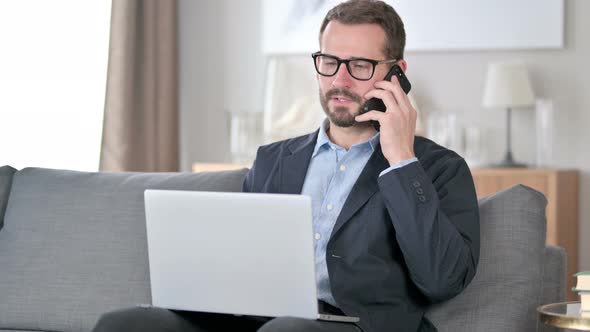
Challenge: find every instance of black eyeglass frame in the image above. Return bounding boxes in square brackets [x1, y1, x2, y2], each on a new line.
[311, 51, 398, 81]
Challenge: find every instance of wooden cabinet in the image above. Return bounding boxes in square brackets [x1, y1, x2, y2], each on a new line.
[471, 168, 579, 300]
[192, 163, 250, 173]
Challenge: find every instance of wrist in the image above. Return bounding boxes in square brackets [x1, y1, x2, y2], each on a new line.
[386, 151, 415, 166]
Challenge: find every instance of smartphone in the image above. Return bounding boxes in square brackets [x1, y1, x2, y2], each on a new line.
[362, 64, 412, 130]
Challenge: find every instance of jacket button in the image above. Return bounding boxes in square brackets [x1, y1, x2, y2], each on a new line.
[412, 180, 421, 188]
[416, 188, 424, 194]
[418, 196, 426, 202]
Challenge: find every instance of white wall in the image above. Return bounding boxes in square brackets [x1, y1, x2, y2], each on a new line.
[179, 0, 589, 271]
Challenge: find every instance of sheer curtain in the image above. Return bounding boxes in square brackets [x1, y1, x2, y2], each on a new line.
[0, 1, 110, 171]
[100, 0, 179, 172]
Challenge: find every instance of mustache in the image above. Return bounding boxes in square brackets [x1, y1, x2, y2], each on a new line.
[325, 88, 362, 103]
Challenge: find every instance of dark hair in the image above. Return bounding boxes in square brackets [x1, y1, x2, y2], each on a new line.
[319, 0, 406, 60]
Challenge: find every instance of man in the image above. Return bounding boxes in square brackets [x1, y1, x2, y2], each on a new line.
[93, 1, 479, 331]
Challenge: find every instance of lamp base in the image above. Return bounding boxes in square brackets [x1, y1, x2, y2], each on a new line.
[489, 151, 527, 168]
[489, 160, 527, 168]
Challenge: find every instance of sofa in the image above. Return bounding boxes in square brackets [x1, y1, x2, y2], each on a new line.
[0, 165, 565, 332]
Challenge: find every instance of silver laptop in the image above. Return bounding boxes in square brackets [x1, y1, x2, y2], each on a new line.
[144, 189, 359, 323]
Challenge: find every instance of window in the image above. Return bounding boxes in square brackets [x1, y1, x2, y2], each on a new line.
[0, 1, 111, 171]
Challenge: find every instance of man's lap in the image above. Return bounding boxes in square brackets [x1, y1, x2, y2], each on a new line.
[259, 316, 362, 332]
[92, 306, 362, 332]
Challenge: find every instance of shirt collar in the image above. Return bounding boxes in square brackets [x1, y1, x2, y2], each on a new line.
[367, 130, 380, 151]
[311, 119, 331, 157]
[312, 118, 380, 157]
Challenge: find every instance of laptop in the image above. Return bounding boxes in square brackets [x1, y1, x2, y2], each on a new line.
[144, 189, 359, 323]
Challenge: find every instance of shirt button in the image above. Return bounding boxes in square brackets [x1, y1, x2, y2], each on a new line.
[327, 203, 333, 210]
[315, 233, 321, 240]
[339, 165, 346, 171]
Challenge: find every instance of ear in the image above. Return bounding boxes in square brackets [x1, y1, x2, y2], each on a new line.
[397, 59, 408, 72]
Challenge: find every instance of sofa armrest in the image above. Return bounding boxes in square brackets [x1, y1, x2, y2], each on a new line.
[537, 245, 566, 332]
[0, 165, 17, 231]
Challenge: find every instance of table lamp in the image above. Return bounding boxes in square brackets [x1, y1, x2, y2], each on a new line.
[482, 62, 535, 167]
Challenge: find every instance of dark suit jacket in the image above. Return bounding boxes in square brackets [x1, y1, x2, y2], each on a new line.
[243, 131, 480, 332]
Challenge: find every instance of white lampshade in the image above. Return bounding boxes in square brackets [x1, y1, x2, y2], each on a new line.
[482, 62, 535, 108]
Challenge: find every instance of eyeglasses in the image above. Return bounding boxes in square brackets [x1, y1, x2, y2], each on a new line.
[312, 52, 398, 81]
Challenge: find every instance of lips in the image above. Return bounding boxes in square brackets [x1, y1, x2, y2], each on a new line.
[322, 89, 363, 111]
[325, 88, 362, 106]
[331, 97, 356, 107]
[332, 96, 352, 102]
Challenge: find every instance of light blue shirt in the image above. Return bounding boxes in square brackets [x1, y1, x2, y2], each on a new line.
[301, 120, 417, 306]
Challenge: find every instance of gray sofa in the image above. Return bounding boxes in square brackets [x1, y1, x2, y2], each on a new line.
[0, 165, 565, 332]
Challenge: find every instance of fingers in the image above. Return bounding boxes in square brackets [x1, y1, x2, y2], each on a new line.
[355, 109, 407, 128]
[363, 89, 399, 112]
[355, 110, 383, 123]
[370, 76, 412, 113]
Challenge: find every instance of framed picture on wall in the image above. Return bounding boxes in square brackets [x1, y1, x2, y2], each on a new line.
[262, 0, 564, 54]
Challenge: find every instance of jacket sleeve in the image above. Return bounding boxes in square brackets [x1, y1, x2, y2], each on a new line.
[377, 157, 480, 302]
[242, 158, 256, 193]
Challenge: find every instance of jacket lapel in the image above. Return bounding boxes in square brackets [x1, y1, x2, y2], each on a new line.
[277, 131, 318, 194]
[330, 144, 390, 238]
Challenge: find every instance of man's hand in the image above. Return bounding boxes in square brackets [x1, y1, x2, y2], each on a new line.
[355, 76, 417, 166]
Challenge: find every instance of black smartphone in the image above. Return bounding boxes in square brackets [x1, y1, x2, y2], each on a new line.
[362, 64, 411, 130]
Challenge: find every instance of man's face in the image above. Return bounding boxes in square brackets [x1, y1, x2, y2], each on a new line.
[317, 21, 391, 128]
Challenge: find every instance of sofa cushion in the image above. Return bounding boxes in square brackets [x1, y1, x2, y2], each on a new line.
[0, 167, 248, 332]
[426, 184, 547, 332]
[0, 166, 17, 232]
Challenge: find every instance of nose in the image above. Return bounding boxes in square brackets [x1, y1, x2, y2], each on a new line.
[331, 63, 354, 89]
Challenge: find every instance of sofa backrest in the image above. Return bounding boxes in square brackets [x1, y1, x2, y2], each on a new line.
[0, 167, 248, 332]
[426, 184, 562, 332]
[0, 167, 564, 332]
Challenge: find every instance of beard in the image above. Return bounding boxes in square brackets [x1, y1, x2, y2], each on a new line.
[319, 88, 364, 128]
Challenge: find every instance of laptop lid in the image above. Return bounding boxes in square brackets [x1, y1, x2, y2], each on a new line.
[144, 190, 319, 320]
